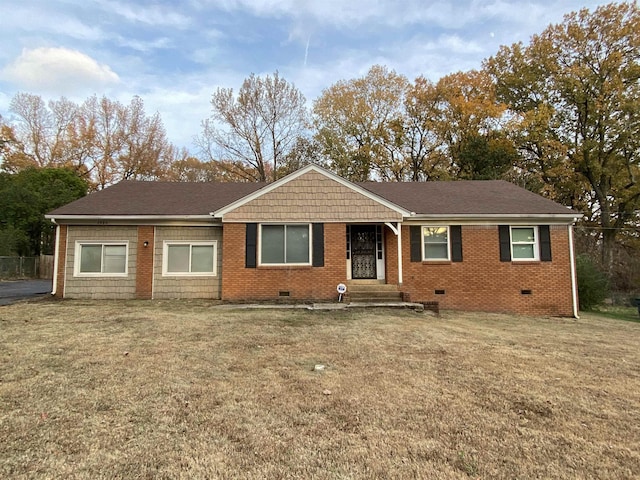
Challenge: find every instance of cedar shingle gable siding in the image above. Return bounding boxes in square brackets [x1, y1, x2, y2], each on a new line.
[222, 170, 403, 222]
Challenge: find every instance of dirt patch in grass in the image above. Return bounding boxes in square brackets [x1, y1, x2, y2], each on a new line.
[1, 300, 639, 479]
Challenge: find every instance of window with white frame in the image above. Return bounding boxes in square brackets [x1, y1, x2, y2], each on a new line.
[163, 242, 217, 276]
[510, 226, 538, 260]
[422, 226, 450, 260]
[75, 242, 128, 276]
[260, 224, 311, 265]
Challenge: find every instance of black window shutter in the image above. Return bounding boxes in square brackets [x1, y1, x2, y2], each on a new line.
[312, 223, 324, 267]
[539, 225, 552, 262]
[410, 226, 421, 262]
[499, 225, 511, 262]
[245, 223, 257, 268]
[450, 225, 463, 262]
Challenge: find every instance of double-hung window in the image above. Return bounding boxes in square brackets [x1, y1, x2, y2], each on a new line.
[260, 224, 311, 265]
[422, 226, 450, 260]
[76, 242, 128, 276]
[163, 242, 217, 276]
[510, 226, 538, 260]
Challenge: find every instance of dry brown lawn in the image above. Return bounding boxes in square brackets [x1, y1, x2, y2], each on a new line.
[1, 299, 639, 479]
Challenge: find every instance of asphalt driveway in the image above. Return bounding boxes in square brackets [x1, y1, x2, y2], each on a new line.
[0, 279, 52, 306]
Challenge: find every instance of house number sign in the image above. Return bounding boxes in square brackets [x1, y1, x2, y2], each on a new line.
[337, 283, 347, 302]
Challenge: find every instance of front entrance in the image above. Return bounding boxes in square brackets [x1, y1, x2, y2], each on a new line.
[350, 225, 377, 279]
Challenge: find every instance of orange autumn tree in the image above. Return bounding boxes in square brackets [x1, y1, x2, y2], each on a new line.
[6, 93, 173, 189]
[486, 2, 640, 271]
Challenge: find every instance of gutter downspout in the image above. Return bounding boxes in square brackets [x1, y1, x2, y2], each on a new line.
[51, 219, 59, 296]
[568, 224, 579, 319]
[397, 223, 403, 285]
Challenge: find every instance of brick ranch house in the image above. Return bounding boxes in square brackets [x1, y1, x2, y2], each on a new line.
[46, 164, 581, 316]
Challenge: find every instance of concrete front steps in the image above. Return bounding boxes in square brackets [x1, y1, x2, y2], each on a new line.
[346, 280, 403, 303]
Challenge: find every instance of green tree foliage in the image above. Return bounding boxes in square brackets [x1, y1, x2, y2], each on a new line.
[486, 2, 640, 269]
[576, 254, 610, 310]
[0, 226, 29, 257]
[457, 132, 519, 180]
[433, 70, 509, 177]
[0, 168, 87, 255]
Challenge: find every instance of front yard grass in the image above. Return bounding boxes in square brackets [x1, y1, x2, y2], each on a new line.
[588, 304, 640, 323]
[1, 300, 639, 479]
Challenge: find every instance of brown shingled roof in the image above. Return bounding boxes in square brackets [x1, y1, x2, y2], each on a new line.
[358, 180, 575, 216]
[47, 178, 575, 218]
[47, 181, 265, 216]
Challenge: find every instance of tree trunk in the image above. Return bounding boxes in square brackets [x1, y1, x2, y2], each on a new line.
[601, 227, 616, 274]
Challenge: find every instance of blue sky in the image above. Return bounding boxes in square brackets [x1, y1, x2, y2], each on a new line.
[0, 0, 612, 151]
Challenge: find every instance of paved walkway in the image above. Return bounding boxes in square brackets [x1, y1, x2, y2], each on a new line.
[211, 301, 429, 312]
[0, 283, 433, 313]
[0, 279, 52, 306]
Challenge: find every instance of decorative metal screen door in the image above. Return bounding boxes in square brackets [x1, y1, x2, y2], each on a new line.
[351, 225, 377, 279]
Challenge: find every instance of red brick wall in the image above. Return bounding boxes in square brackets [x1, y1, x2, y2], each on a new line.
[54, 224, 67, 298]
[393, 225, 574, 316]
[135, 226, 154, 299]
[221, 222, 574, 315]
[385, 228, 399, 286]
[221, 223, 347, 302]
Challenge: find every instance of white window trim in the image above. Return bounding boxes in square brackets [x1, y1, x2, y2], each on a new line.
[74, 241, 129, 277]
[510, 226, 539, 261]
[258, 224, 312, 266]
[162, 241, 217, 277]
[422, 226, 451, 261]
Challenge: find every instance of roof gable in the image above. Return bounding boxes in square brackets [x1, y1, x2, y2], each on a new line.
[214, 165, 409, 222]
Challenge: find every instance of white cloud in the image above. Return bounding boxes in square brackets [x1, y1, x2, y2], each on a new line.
[0, 3, 106, 41]
[94, 0, 191, 28]
[207, 0, 417, 28]
[115, 36, 174, 53]
[190, 47, 222, 65]
[198, 0, 611, 36]
[1, 47, 120, 95]
[287, 32, 487, 100]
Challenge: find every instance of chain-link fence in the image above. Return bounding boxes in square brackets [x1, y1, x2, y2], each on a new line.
[0, 256, 54, 279]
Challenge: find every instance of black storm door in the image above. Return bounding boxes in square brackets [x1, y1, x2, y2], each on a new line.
[351, 225, 377, 279]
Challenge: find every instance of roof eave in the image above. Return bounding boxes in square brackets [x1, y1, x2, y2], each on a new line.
[407, 213, 582, 223]
[46, 214, 218, 222]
